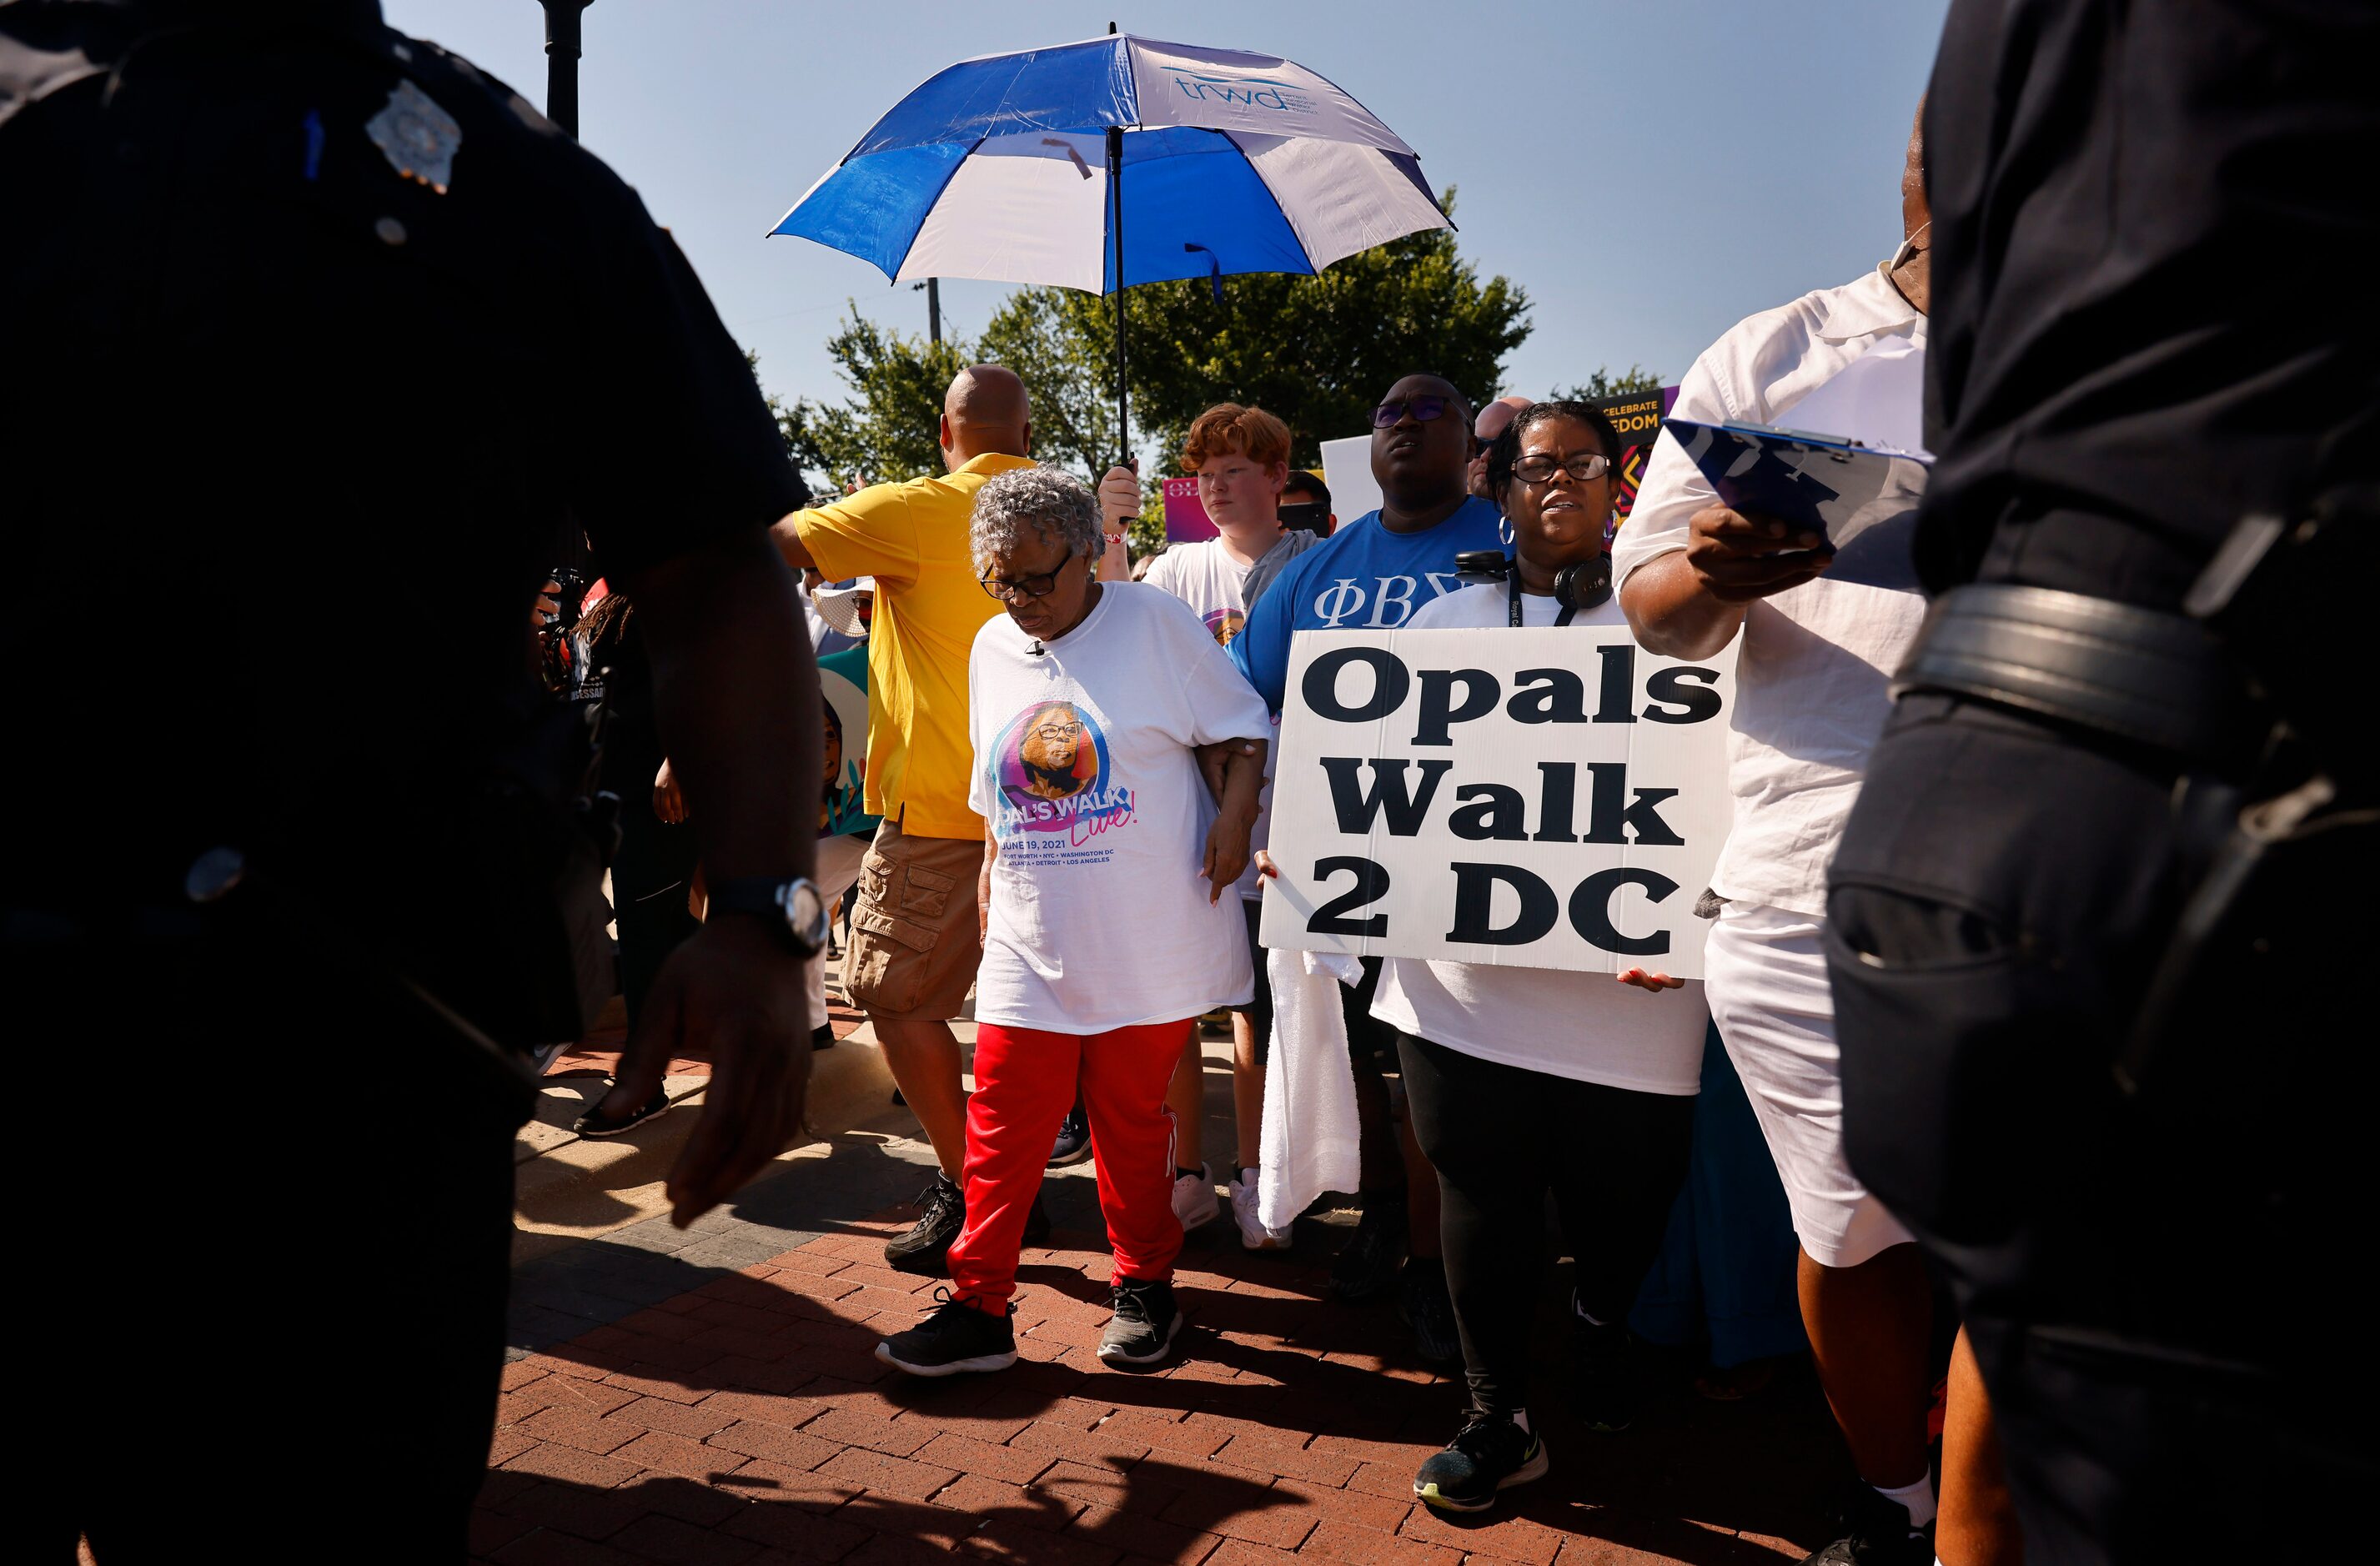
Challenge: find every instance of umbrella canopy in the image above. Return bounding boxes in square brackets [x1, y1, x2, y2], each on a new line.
[770, 34, 1449, 296]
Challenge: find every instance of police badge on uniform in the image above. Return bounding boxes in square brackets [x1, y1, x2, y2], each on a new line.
[365, 79, 462, 194]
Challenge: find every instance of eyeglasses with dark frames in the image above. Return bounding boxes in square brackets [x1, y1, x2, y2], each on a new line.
[1510, 453, 1612, 485]
[979, 569, 1062, 603]
[1370, 395, 1455, 429]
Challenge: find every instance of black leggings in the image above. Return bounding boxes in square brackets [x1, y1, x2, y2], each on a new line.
[612, 800, 701, 1028]
[1398, 1031, 1694, 1417]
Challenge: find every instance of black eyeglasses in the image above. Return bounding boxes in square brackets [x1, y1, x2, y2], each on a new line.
[1510, 453, 1612, 485]
[979, 563, 1070, 603]
[1371, 396, 1454, 429]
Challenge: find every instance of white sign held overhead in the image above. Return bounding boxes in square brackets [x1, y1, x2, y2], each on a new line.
[1317, 435, 1381, 524]
[1258, 626, 1739, 979]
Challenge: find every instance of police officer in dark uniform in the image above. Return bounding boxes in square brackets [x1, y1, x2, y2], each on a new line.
[1821, 1, 2380, 1559]
[4, 2, 828, 1555]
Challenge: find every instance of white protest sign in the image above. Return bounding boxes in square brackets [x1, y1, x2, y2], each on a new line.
[1318, 435, 1382, 524]
[1258, 626, 1737, 978]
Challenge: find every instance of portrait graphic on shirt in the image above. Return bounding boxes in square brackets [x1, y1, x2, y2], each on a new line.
[1203, 607, 1247, 646]
[987, 698, 1137, 851]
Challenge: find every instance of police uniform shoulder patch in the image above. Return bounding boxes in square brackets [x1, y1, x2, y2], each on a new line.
[365, 78, 461, 194]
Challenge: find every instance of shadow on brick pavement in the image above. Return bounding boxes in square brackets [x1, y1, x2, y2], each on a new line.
[487, 1109, 1853, 1565]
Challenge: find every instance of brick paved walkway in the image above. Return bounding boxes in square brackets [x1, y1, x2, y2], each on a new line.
[482, 1112, 1850, 1566]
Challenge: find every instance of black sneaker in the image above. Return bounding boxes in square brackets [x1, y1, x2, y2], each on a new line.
[572, 1082, 669, 1137]
[1413, 1414, 1548, 1514]
[1048, 1104, 1092, 1167]
[1800, 1483, 1936, 1565]
[875, 1288, 1017, 1378]
[1328, 1192, 1407, 1302]
[1569, 1300, 1647, 1433]
[1096, 1278, 1182, 1366]
[1396, 1257, 1461, 1365]
[883, 1172, 965, 1274]
[811, 1023, 836, 1052]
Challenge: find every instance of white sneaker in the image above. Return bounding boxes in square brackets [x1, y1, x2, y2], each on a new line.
[1172, 1162, 1220, 1232]
[1228, 1167, 1293, 1252]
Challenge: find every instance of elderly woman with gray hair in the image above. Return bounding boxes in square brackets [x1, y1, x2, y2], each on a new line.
[875, 465, 1271, 1378]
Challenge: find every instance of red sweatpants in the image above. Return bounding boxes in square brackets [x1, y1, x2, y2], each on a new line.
[946, 1018, 1193, 1311]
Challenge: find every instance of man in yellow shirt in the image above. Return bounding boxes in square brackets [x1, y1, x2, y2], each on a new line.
[772, 365, 1042, 1271]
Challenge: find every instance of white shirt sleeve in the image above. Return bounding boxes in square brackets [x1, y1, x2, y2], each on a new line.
[965, 625, 995, 821]
[1611, 349, 1744, 590]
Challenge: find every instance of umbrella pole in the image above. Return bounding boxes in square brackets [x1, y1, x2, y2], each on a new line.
[1107, 124, 1128, 468]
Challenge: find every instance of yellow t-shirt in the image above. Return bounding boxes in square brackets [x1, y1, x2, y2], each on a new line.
[793, 453, 1031, 839]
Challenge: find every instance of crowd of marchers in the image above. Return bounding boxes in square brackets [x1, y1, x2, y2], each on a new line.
[550, 104, 2010, 1564]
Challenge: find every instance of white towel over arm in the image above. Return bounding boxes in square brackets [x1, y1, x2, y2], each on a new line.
[1256, 944, 1364, 1232]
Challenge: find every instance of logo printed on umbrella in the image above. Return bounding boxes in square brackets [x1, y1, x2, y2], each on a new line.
[1158, 65, 1312, 114]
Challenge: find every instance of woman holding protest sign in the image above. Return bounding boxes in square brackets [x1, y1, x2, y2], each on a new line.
[874, 466, 1271, 1378]
[1263, 402, 1705, 1514]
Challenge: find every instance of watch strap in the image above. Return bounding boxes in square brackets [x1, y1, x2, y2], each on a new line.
[707, 876, 831, 956]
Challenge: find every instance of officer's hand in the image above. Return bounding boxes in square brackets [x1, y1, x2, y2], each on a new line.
[654, 759, 688, 823]
[601, 916, 812, 1227]
[1685, 504, 1833, 602]
[531, 579, 562, 628]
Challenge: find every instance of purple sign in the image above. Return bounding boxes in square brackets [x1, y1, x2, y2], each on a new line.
[1162, 477, 1216, 544]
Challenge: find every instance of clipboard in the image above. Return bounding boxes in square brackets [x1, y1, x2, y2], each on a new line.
[1663, 418, 1931, 585]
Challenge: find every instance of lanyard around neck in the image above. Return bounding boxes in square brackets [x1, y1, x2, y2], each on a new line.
[1508, 569, 1576, 628]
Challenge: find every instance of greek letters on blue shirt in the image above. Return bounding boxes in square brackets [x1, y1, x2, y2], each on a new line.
[1230, 495, 1509, 714]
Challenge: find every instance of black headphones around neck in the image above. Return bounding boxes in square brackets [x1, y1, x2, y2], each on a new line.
[1458, 549, 1614, 626]
[1552, 553, 1614, 613]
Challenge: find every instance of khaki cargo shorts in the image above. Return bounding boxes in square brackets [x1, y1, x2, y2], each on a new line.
[844, 816, 984, 1022]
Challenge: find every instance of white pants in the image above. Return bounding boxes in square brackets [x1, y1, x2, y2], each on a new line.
[1704, 901, 1913, 1269]
[807, 832, 870, 1033]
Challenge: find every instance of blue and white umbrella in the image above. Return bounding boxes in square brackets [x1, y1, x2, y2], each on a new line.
[770, 31, 1449, 454]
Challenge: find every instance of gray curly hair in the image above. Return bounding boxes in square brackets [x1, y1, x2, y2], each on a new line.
[969, 465, 1104, 575]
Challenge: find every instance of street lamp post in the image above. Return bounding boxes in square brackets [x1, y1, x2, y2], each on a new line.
[911, 278, 941, 346]
[539, 0, 593, 139]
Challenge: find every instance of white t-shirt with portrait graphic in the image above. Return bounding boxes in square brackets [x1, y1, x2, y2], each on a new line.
[1142, 537, 1257, 645]
[967, 582, 1275, 1034]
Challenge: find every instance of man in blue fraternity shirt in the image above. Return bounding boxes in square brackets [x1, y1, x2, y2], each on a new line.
[1229, 371, 1504, 1358]
[1232, 374, 1509, 708]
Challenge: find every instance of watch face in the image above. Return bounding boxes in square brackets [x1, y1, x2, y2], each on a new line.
[786, 880, 826, 931]
[783, 879, 831, 950]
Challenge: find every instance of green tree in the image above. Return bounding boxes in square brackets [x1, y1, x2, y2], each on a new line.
[773, 299, 1123, 495]
[774, 198, 1530, 550]
[975, 288, 1115, 479]
[776, 307, 972, 493]
[1553, 364, 1664, 401]
[980, 198, 1529, 474]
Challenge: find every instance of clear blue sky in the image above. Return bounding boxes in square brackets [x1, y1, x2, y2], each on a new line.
[385, 1, 1949, 419]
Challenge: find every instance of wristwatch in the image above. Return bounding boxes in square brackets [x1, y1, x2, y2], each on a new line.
[705, 876, 832, 959]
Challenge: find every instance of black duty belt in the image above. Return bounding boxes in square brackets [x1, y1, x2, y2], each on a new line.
[1893, 584, 2265, 765]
